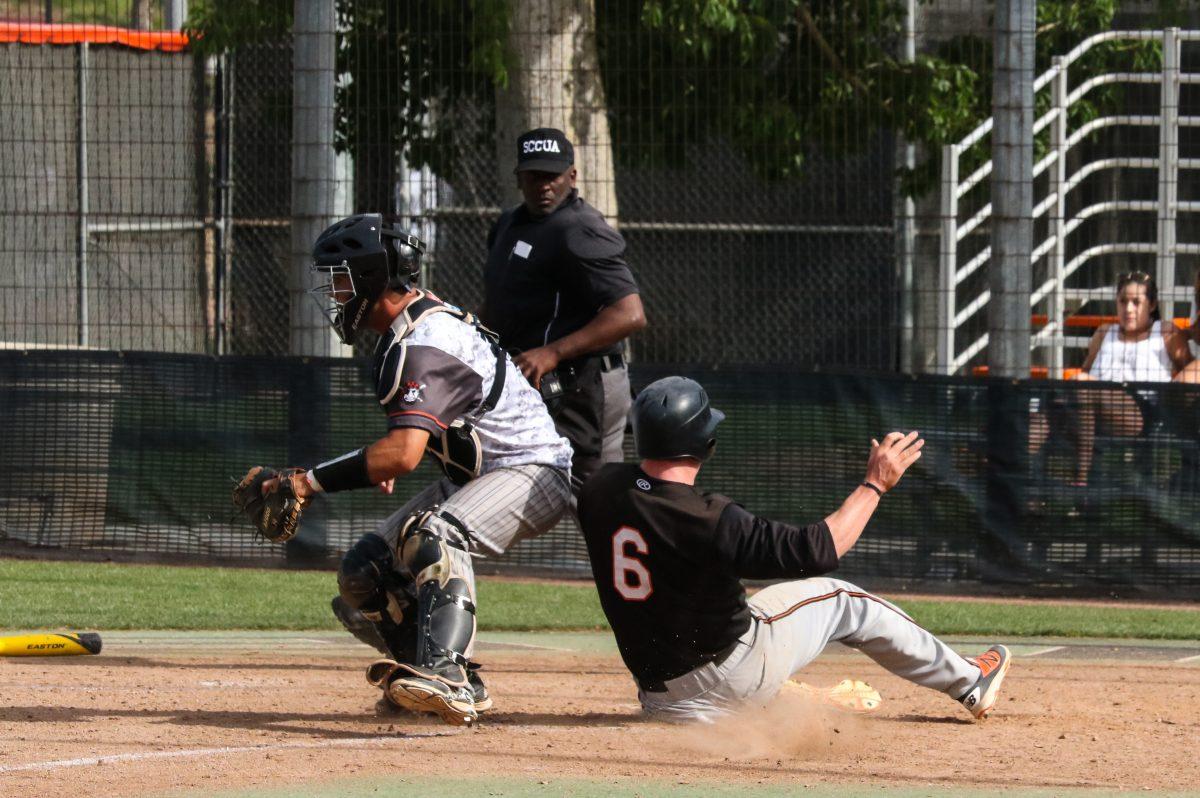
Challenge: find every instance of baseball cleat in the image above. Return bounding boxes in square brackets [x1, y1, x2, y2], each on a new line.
[365, 658, 402, 688]
[958, 644, 1011, 720]
[467, 663, 493, 713]
[385, 664, 477, 727]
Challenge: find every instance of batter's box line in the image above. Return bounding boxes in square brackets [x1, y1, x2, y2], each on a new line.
[0, 734, 453, 774]
[1022, 645, 1066, 657]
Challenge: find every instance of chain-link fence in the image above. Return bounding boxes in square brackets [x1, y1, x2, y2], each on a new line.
[1, 2, 1199, 595]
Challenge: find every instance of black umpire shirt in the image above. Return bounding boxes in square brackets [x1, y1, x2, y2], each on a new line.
[483, 189, 638, 356]
[578, 463, 840, 688]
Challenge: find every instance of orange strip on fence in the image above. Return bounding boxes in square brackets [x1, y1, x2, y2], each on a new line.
[0, 23, 189, 52]
[971, 366, 1082, 380]
[1031, 314, 1191, 330]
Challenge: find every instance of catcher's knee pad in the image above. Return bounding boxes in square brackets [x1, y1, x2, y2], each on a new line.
[397, 508, 477, 677]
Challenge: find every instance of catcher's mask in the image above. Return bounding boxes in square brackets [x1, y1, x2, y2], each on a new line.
[631, 376, 725, 461]
[309, 214, 425, 345]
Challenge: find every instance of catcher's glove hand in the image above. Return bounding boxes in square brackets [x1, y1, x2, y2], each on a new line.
[232, 466, 309, 543]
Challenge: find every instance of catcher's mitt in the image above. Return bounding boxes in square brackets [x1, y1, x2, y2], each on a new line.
[232, 466, 309, 543]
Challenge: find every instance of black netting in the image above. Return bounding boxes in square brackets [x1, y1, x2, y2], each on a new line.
[1, 5, 1199, 596]
[1, 350, 1198, 597]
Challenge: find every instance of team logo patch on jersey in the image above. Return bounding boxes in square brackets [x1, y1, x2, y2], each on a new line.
[402, 381, 426, 403]
[636, 478, 651, 491]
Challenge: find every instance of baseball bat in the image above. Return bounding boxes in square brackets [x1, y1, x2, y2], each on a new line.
[0, 632, 102, 657]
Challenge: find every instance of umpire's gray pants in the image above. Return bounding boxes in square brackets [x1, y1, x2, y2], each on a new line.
[638, 577, 981, 723]
[601, 364, 632, 465]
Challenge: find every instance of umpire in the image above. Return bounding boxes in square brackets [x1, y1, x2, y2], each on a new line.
[483, 127, 646, 488]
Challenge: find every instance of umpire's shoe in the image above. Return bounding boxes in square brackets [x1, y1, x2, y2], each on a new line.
[385, 663, 477, 726]
[958, 645, 1011, 719]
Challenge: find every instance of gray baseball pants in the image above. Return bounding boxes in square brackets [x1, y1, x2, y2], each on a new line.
[600, 364, 632, 464]
[638, 577, 982, 723]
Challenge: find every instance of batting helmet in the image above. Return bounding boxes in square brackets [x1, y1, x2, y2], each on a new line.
[310, 213, 425, 345]
[631, 376, 725, 461]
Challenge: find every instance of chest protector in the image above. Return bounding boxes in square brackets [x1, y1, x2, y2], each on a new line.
[374, 292, 506, 485]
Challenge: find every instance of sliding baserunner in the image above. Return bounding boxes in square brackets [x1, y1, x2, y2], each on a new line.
[577, 376, 1011, 723]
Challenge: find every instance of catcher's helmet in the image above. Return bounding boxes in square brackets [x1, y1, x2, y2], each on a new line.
[310, 213, 425, 345]
[631, 376, 725, 461]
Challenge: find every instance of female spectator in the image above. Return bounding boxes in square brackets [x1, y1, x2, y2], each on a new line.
[1033, 271, 1193, 484]
[1188, 269, 1200, 368]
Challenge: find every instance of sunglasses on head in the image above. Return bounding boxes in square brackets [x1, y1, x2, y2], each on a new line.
[1117, 271, 1154, 286]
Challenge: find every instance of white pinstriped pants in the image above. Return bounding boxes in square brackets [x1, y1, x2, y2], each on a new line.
[367, 463, 571, 660]
[373, 463, 571, 559]
[638, 577, 982, 723]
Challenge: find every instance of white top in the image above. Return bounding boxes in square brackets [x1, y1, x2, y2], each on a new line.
[379, 310, 573, 474]
[1089, 320, 1174, 383]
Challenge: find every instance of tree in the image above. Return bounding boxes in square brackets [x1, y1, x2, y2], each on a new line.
[495, 0, 617, 219]
[131, 0, 153, 30]
[187, 0, 1180, 205]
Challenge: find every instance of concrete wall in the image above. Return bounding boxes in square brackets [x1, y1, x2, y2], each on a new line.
[0, 44, 206, 352]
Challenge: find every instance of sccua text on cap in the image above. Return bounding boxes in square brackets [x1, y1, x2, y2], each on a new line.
[523, 139, 562, 154]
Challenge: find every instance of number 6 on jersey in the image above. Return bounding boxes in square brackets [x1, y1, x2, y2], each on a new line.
[612, 526, 653, 601]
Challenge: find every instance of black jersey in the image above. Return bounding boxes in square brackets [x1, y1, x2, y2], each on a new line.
[578, 463, 839, 687]
[483, 190, 638, 355]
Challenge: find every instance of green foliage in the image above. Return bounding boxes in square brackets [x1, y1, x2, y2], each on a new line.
[185, 0, 1182, 198]
[185, 0, 292, 55]
[622, 0, 1178, 194]
[334, 0, 511, 182]
[187, 0, 511, 196]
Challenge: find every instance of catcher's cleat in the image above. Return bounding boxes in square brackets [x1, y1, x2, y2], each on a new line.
[367, 658, 492, 714]
[366, 658, 402, 688]
[385, 663, 477, 727]
[958, 644, 1011, 720]
[467, 662, 492, 712]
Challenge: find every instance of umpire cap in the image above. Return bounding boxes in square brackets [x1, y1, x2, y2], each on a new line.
[515, 128, 574, 174]
[631, 377, 725, 461]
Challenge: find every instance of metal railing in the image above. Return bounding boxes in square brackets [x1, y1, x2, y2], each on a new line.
[938, 28, 1200, 376]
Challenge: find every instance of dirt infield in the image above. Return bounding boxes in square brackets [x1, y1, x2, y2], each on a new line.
[1, 632, 1198, 797]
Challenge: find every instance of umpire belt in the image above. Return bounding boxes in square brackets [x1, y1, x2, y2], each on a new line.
[637, 640, 740, 693]
[559, 351, 625, 376]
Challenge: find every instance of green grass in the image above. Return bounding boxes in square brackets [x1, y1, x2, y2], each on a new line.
[897, 599, 1200, 640]
[1, 558, 1198, 639]
[0, 558, 608, 632]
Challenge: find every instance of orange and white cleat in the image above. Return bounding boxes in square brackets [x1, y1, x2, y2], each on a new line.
[958, 645, 1012, 720]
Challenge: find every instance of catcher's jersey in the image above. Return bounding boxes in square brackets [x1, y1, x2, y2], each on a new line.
[375, 294, 572, 474]
[578, 463, 839, 686]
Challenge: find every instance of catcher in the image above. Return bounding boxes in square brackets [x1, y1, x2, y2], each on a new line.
[234, 214, 573, 726]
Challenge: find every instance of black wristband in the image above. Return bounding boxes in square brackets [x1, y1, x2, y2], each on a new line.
[312, 447, 373, 493]
[860, 481, 885, 497]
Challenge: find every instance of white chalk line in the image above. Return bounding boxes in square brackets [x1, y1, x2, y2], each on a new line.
[1175, 653, 1200, 663]
[1023, 645, 1067, 657]
[486, 641, 574, 652]
[0, 734, 448, 775]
